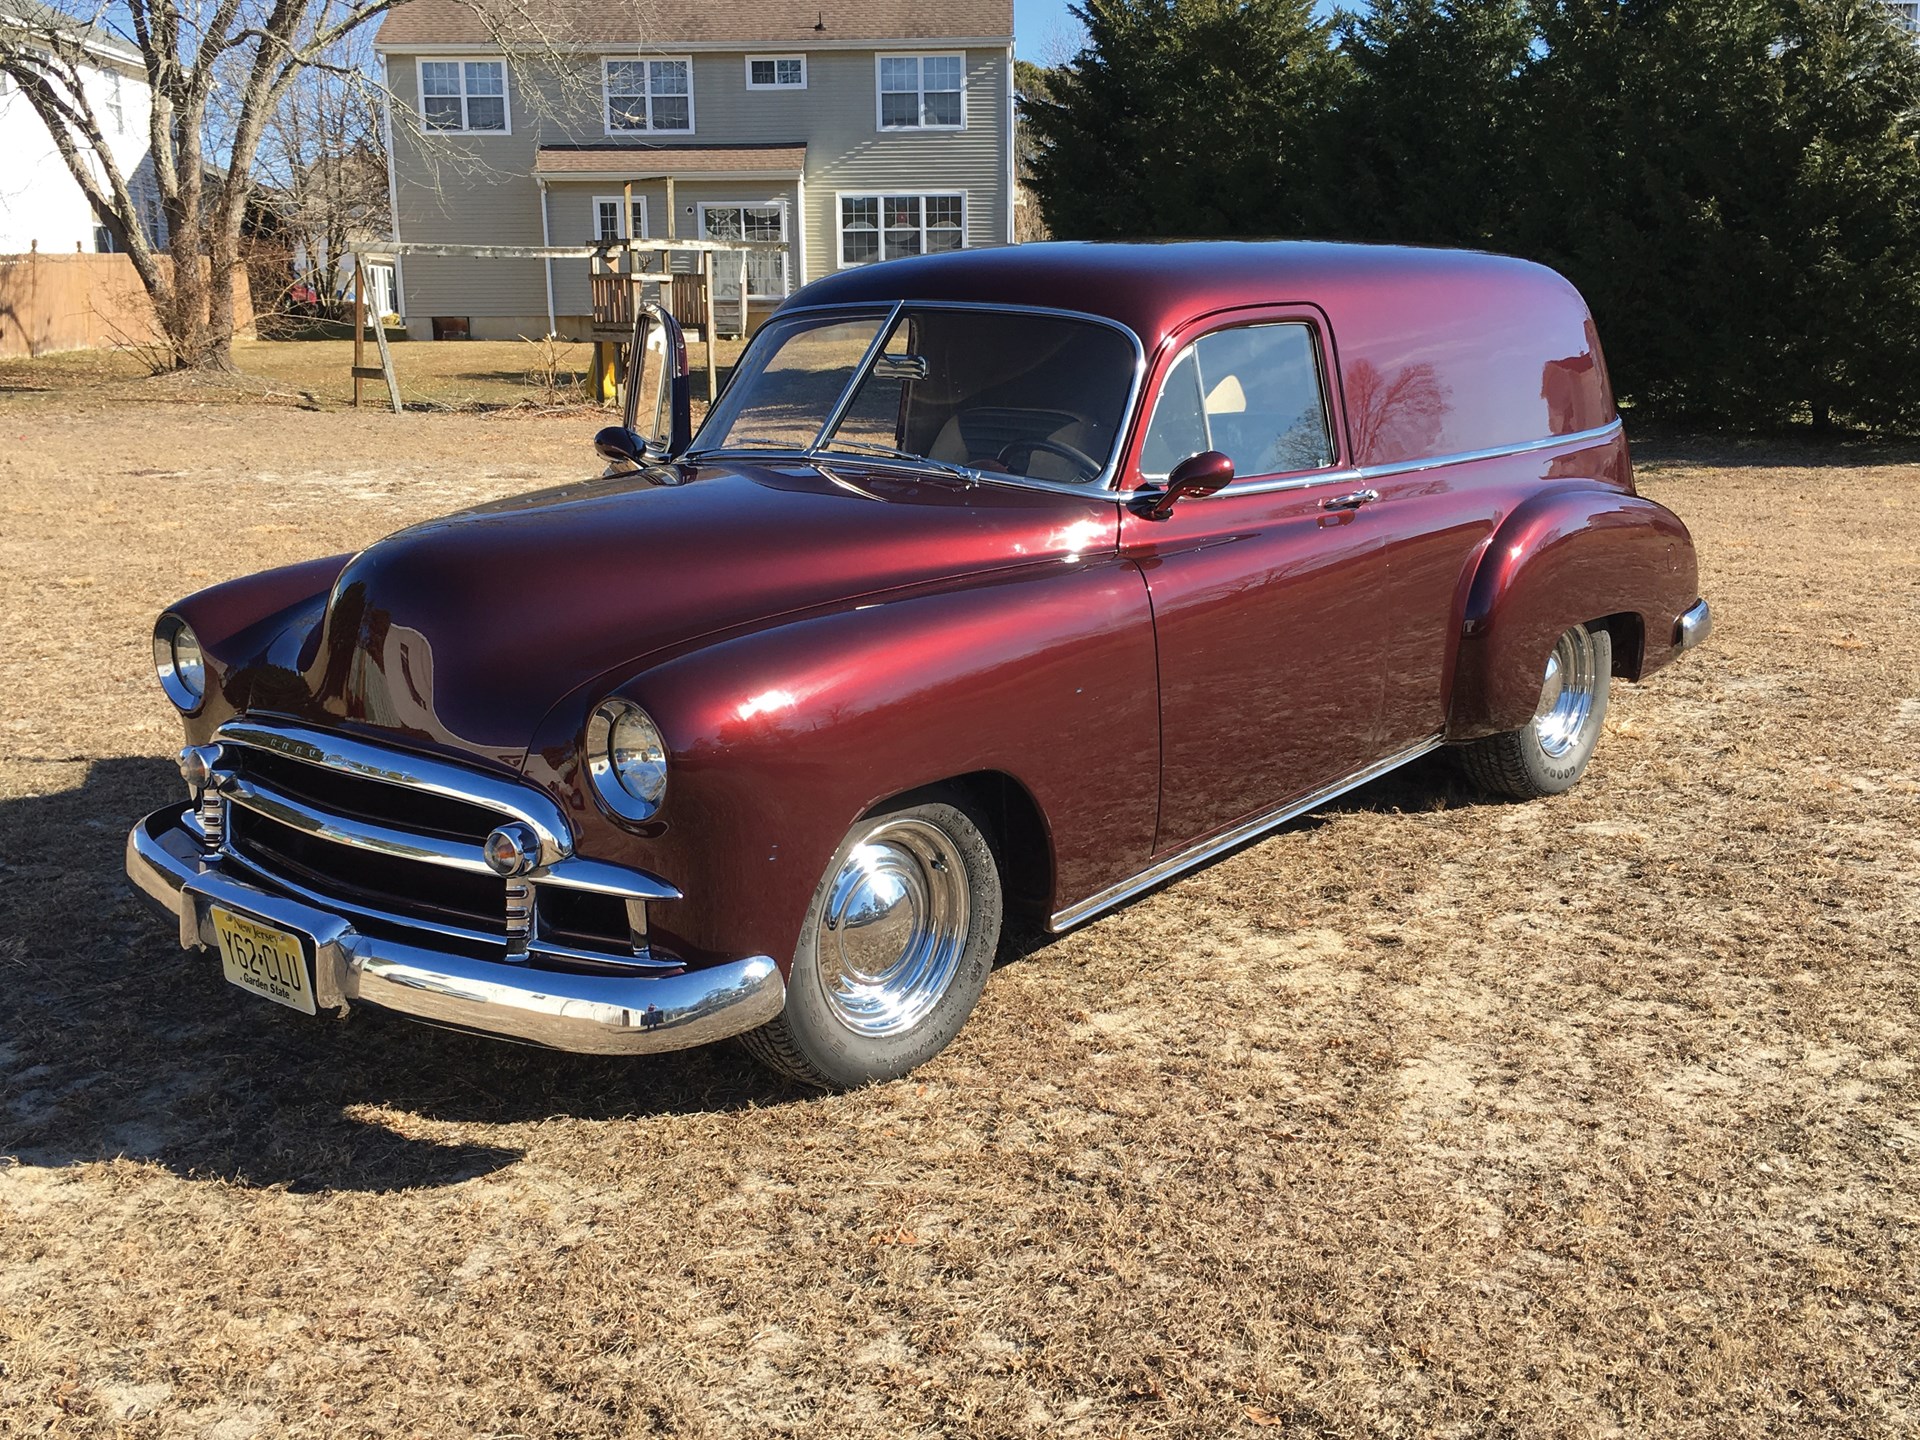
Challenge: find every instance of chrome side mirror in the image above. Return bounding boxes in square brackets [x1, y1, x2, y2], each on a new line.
[1130, 449, 1235, 521]
[591, 301, 692, 470]
[594, 425, 648, 471]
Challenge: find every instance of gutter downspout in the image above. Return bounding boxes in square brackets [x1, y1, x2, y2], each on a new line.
[1004, 45, 1016, 245]
[380, 56, 407, 322]
[793, 167, 808, 291]
[538, 178, 556, 337]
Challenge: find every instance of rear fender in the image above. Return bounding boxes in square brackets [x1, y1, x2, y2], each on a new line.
[1448, 486, 1698, 739]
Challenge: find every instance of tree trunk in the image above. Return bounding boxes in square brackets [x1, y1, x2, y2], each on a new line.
[205, 245, 239, 370]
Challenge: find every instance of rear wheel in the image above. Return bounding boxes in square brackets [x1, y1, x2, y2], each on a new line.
[740, 798, 1002, 1089]
[1460, 623, 1612, 799]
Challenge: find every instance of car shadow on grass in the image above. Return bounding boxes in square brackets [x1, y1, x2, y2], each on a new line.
[0, 757, 808, 1195]
[998, 749, 1498, 965]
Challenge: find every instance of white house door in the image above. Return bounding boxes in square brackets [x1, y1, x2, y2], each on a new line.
[367, 263, 397, 319]
[699, 203, 789, 304]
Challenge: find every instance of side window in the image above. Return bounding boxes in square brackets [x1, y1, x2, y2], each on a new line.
[1139, 322, 1334, 480]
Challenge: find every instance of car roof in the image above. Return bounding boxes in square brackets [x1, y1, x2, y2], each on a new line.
[783, 239, 1556, 352]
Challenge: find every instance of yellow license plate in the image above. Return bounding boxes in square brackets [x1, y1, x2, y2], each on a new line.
[212, 906, 316, 1016]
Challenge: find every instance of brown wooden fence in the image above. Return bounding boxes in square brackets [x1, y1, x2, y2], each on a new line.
[0, 252, 255, 359]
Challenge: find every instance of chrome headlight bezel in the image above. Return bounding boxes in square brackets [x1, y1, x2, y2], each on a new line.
[152, 615, 206, 713]
[585, 698, 668, 822]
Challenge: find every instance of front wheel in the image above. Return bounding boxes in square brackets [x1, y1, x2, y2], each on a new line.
[739, 798, 1003, 1089]
[1459, 623, 1613, 799]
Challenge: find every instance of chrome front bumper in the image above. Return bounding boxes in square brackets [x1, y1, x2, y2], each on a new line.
[126, 807, 786, 1056]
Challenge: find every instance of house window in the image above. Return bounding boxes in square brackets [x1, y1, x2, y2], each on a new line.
[876, 54, 963, 129]
[746, 55, 805, 89]
[592, 194, 649, 241]
[1887, 0, 1920, 28]
[838, 193, 964, 266]
[104, 71, 123, 133]
[420, 59, 507, 133]
[700, 203, 789, 298]
[605, 57, 692, 133]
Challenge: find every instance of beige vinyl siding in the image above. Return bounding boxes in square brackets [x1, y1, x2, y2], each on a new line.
[386, 55, 549, 332]
[791, 48, 1008, 281]
[384, 43, 1011, 327]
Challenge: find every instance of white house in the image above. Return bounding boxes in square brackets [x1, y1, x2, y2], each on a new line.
[0, 0, 167, 254]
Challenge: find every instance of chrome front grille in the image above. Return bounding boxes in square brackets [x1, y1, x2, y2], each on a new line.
[207, 719, 682, 971]
[229, 802, 510, 938]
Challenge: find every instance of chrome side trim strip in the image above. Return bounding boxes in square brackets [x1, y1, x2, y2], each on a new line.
[1048, 735, 1446, 932]
[1173, 418, 1629, 502]
[1359, 417, 1625, 481]
[218, 719, 575, 863]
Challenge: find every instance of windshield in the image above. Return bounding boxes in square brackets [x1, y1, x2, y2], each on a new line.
[691, 306, 1138, 486]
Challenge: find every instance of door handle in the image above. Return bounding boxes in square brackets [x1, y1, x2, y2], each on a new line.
[1319, 488, 1380, 511]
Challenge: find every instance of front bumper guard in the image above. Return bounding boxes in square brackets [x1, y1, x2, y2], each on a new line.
[126, 809, 785, 1056]
[1675, 597, 1712, 652]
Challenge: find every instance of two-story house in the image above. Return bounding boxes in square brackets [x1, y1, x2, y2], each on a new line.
[374, 0, 1015, 341]
[0, 0, 168, 255]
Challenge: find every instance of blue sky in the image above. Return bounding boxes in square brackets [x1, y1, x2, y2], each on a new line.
[1015, 0, 1089, 62]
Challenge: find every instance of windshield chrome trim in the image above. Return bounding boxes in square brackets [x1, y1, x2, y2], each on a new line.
[810, 301, 906, 449]
[687, 299, 1148, 494]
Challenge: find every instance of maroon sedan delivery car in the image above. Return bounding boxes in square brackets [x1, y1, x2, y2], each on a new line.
[128, 242, 1711, 1087]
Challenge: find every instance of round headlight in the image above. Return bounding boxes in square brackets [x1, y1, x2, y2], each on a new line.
[153, 615, 206, 712]
[586, 699, 668, 820]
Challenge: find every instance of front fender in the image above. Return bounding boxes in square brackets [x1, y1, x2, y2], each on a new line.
[163, 554, 353, 742]
[522, 557, 1161, 975]
[1448, 485, 1699, 739]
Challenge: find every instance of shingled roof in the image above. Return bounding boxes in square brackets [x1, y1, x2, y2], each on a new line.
[377, 0, 1013, 49]
[534, 143, 807, 176]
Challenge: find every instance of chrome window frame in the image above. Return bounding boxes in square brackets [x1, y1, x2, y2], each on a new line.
[1135, 319, 1340, 487]
[685, 299, 1149, 496]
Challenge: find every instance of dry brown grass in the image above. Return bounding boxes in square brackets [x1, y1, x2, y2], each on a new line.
[1, 405, 1916, 1438]
[0, 335, 747, 413]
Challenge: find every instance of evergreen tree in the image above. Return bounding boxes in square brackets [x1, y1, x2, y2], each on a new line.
[1324, 0, 1534, 245]
[1025, 0, 1348, 238]
[1027, 0, 1920, 429]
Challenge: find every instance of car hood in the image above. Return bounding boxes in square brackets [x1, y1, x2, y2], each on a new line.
[274, 458, 1118, 771]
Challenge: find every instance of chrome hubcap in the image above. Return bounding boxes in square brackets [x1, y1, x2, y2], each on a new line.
[814, 818, 970, 1037]
[1533, 625, 1600, 759]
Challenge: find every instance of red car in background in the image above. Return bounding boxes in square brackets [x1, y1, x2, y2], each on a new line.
[127, 241, 1711, 1088]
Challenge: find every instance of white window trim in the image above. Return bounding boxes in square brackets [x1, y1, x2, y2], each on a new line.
[744, 54, 807, 90]
[696, 199, 792, 300]
[602, 55, 695, 136]
[590, 193, 651, 241]
[873, 52, 966, 132]
[834, 190, 967, 270]
[416, 56, 511, 135]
